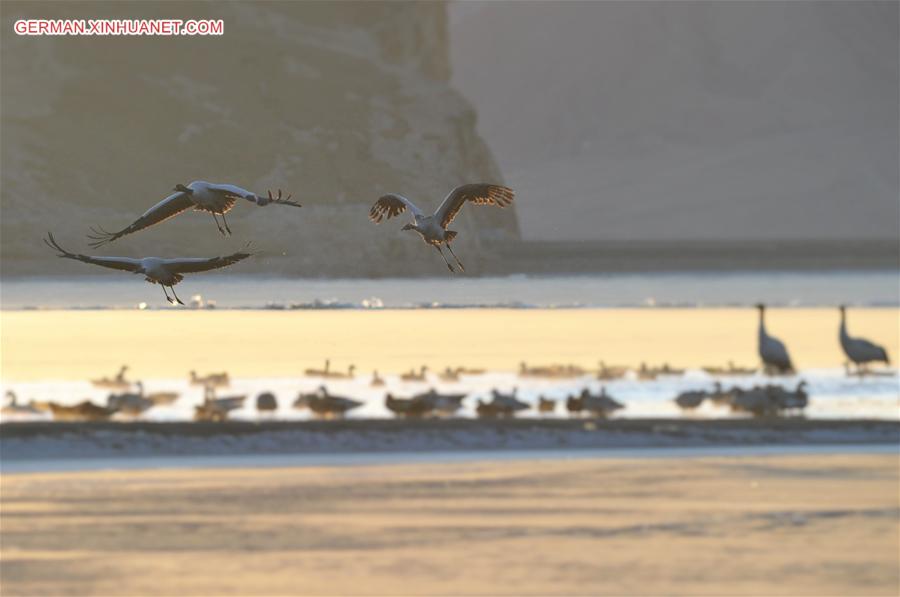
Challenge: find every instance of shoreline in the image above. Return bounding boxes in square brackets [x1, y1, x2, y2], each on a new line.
[3, 443, 898, 475]
[3, 419, 897, 469]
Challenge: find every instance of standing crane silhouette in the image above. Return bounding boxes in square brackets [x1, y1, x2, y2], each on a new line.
[87, 181, 299, 247]
[368, 183, 514, 272]
[839, 305, 889, 373]
[756, 304, 795, 374]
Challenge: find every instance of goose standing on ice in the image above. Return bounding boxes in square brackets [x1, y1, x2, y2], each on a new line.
[368, 184, 514, 272]
[87, 182, 300, 246]
[756, 304, 795, 374]
[839, 305, 889, 374]
[45, 233, 252, 305]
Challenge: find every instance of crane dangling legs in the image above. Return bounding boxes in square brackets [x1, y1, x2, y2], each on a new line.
[369, 184, 514, 274]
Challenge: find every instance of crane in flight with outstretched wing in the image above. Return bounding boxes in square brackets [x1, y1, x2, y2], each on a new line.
[368, 183, 514, 273]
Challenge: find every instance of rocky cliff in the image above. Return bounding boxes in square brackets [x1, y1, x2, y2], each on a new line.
[1, 1, 517, 277]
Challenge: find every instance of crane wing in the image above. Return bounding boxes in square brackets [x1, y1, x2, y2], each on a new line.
[45, 233, 143, 273]
[206, 183, 255, 200]
[849, 337, 889, 362]
[253, 189, 302, 208]
[763, 336, 793, 369]
[435, 184, 514, 228]
[369, 194, 425, 223]
[87, 192, 194, 248]
[162, 250, 252, 274]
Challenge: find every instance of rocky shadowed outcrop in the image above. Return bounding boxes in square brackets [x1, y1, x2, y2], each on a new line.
[1, 1, 518, 277]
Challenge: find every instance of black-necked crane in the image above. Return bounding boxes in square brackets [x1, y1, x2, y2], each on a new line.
[368, 183, 514, 272]
[839, 305, 889, 374]
[45, 233, 251, 305]
[87, 181, 300, 246]
[756, 304, 795, 374]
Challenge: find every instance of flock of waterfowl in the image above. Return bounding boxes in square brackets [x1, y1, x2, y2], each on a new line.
[45, 181, 516, 304]
[2, 302, 891, 422]
[1, 303, 890, 421]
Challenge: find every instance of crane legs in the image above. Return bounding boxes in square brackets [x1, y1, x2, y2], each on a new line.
[169, 285, 185, 305]
[220, 213, 232, 235]
[161, 285, 185, 306]
[445, 243, 465, 272]
[210, 214, 230, 236]
[433, 246, 455, 272]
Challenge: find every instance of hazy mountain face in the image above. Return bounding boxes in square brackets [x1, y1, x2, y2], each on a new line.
[1, 1, 516, 277]
[450, 2, 899, 242]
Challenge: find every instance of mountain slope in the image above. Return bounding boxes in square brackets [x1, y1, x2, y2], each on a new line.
[1, 1, 517, 276]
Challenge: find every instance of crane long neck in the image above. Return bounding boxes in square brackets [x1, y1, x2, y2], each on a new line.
[839, 310, 849, 340]
[758, 309, 767, 339]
